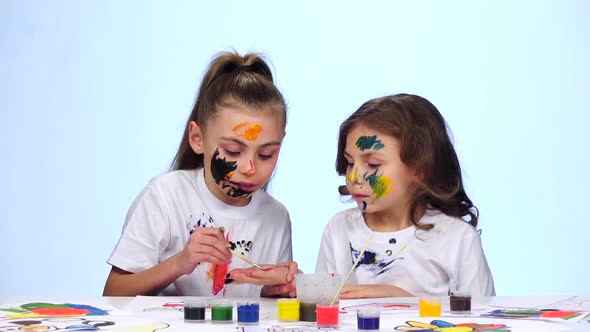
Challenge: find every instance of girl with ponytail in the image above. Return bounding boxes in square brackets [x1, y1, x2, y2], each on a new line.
[104, 51, 298, 297]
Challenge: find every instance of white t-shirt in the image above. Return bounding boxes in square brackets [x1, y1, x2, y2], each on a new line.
[108, 168, 292, 297]
[315, 208, 495, 297]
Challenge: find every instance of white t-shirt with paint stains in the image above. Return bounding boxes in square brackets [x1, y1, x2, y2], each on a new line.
[107, 168, 292, 297]
[315, 208, 495, 296]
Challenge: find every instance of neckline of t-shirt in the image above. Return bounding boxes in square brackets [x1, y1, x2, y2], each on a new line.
[189, 168, 263, 218]
[350, 208, 418, 241]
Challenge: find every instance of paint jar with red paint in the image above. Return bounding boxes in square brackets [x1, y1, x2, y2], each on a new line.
[316, 304, 339, 327]
[295, 273, 342, 322]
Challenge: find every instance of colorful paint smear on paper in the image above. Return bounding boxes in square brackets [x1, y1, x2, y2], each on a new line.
[233, 122, 263, 141]
[356, 135, 384, 151]
[395, 320, 509, 331]
[364, 170, 392, 198]
[341, 302, 417, 314]
[483, 308, 583, 320]
[0, 302, 108, 318]
[0, 317, 168, 331]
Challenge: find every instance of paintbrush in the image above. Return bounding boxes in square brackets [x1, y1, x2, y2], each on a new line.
[329, 233, 375, 306]
[190, 226, 265, 270]
[229, 248, 265, 270]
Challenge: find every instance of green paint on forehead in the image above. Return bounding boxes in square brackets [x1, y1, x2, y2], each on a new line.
[355, 135, 384, 151]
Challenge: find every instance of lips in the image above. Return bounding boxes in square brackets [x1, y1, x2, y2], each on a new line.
[352, 193, 370, 199]
[229, 181, 256, 192]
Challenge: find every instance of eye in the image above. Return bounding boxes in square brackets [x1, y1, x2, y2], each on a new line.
[258, 153, 274, 160]
[368, 163, 381, 168]
[224, 149, 240, 157]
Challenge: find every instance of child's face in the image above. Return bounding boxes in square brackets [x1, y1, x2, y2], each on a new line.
[189, 103, 284, 206]
[343, 124, 417, 214]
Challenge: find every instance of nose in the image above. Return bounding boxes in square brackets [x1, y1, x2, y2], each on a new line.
[347, 167, 363, 184]
[238, 159, 255, 176]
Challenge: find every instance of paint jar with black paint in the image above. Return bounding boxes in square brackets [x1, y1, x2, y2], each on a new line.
[184, 298, 206, 323]
[450, 291, 472, 313]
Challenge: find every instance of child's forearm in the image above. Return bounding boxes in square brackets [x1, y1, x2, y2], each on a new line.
[103, 254, 185, 296]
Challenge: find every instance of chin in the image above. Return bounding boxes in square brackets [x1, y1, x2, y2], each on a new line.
[357, 201, 371, 212]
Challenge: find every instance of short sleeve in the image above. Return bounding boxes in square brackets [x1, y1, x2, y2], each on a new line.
[315, 223, 337, 274]
[107, 182, 172, 273]
[452, 227, 496, 296]
[276, 212, 293, 262]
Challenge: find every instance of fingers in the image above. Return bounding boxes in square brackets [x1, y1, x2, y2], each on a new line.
[275, 261, 300, 282]
[261, 282, 297, 297]
[227, 265, 289, 286]
[187, 227, 232, 265]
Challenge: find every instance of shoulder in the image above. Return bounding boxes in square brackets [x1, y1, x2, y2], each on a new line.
[146, 170, 195, 191]
[324, 208, 361, 231]
[130, 170, 196, 209]
[418, 210, 479, 239]
[252, 190, 290, 221]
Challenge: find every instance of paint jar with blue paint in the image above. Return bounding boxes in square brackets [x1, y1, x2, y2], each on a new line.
[237, 300, 259, 325]
[184, 298, 206, 323]
[357, 307, 380, 330]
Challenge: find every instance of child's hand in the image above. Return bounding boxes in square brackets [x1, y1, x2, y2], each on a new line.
[227, 261, 301, 297]
[227, 264, 288, 285]
[339, 284, 413, 299]
[176, 227, 232, 275]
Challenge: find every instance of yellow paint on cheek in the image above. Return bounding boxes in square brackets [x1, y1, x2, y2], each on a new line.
[372, 175, 393, 199]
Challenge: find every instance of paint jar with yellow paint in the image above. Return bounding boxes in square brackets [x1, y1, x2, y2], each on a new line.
[419, 297, 441, 317]
[277, 298, 300, 321]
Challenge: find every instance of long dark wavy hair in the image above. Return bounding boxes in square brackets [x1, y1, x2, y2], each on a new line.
[336, 93, 478, 229]
[171, 51, 287, 170]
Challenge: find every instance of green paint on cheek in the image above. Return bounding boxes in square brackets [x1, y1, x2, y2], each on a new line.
[364, 171, 393, 199]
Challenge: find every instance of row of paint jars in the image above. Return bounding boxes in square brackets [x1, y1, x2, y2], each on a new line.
[277, 299, 380, 330]
[184, 299, 259, 325]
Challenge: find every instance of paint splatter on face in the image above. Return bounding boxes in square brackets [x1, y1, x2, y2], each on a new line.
[210, 148, 254, 198]
[348, 167, 359, 183]
[363, 170, 393, 198]
[233, 122, 263, 141]
[356, 135, 384, 151]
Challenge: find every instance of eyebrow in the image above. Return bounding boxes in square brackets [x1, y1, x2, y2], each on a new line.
[221, 136, 282, 148]
[344, 150, 382, 159]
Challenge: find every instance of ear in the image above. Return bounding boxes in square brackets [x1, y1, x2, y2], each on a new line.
[188, 121, 205, 154]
